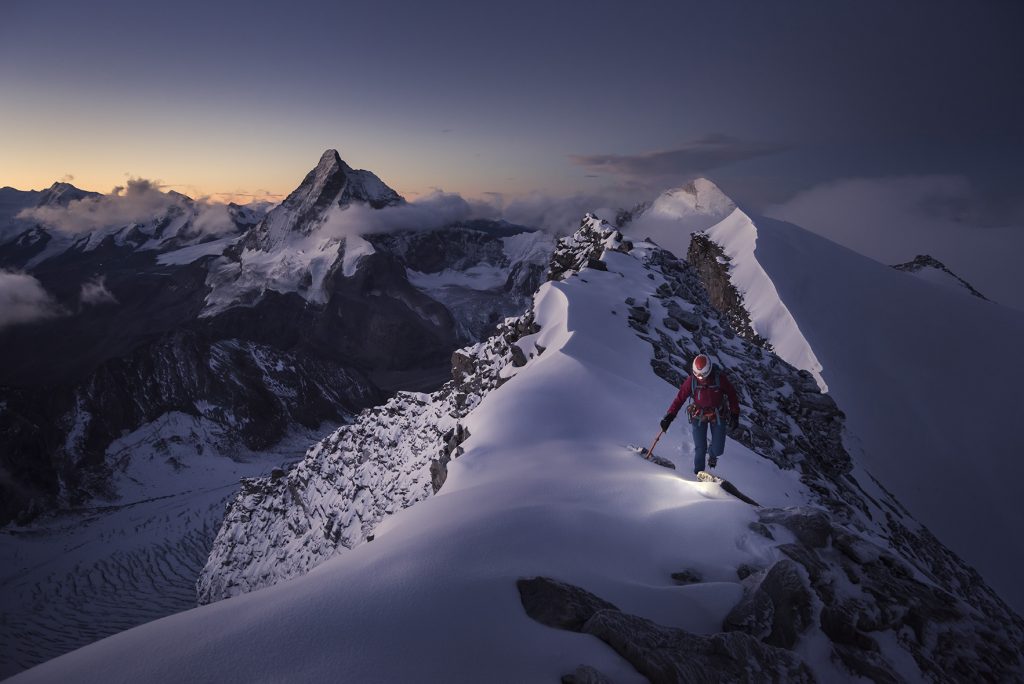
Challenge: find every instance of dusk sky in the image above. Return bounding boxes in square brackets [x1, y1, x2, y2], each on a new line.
[2, 0, 1021, 218]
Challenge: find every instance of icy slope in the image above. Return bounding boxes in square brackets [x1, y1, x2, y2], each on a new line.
[15, 218, 1022, 683]
[746, 216, 1024, 614]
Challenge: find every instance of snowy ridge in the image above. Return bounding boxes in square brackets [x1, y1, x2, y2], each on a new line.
[7, 216, 1022, 681]
[619, 179, 827, 391]
[702, 210, 827, 391]
[197, 310, 539, 602]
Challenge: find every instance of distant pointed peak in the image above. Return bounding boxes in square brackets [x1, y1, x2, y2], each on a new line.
[314, 149, 354, 175]
[35, 181, 98, 207]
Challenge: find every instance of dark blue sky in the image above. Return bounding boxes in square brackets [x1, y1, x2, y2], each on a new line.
[2, 0, 1021, 216]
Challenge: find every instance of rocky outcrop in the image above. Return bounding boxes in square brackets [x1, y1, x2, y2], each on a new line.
[892, 253, 988, 300]
[197, 310, 538, 603]
[546, 214, 632, 282]
[686, 232, 771, 349]
[517, 577, 815, 684]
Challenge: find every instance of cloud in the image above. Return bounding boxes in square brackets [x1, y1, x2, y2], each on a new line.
[319, 191, 490, 239]
[571, 134, 786, 181]
[79, 276, 118, 306]
[765, 175, 977, 260]
[192, 203, 236, 236]
[0, 270, 62, 330]
[765, 175, 1024, 310]
[496, 190, 643, 235]
[16, 178, 239, 237]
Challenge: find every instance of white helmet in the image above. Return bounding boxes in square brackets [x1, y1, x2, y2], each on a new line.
[692, 353, 713, 379]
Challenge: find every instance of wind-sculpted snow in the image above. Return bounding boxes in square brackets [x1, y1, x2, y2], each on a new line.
[197, 311, 538, 603]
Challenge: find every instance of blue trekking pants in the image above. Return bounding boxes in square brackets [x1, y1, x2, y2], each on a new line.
[691, 417, 727, 473]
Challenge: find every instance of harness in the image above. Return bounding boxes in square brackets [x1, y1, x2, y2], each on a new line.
[686, 369, 727, 424]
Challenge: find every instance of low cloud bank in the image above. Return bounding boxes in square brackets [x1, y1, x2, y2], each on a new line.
[0, 270, 62, 330]
[766, 175, 1024, 310]
[572, 134, 786, 186]
[80, 276, 118, 306]
[18, 179, 237, 237]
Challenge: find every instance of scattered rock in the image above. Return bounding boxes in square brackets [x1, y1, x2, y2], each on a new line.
[759, 507, 832, 548]
[561, 665, 613, 684]
[517, 577, 619, 631]
[670, 569, 702, 585]
[518, 576, 814, 684]
[723, 559, 814, 649]
[583, 609, 814, 684]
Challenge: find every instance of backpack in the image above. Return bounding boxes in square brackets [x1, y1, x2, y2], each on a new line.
[688, 368, 727, 422]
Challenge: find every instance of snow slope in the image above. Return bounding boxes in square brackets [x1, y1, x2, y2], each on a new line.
[727, 215, 1024, 614]
[13, 219, 1021, 683]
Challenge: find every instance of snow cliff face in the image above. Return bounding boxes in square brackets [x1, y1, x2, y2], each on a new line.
[188, 215, 1022, 682]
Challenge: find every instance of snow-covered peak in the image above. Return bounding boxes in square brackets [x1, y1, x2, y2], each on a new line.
[240, 150, 404, 253]
[624, 179, 738, 258]
[650, 178, 736, 221]
[34, 182, 98, 207]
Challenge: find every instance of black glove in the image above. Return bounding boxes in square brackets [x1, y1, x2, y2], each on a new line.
[660, 413, 675, 432]
[729, 413, 740, 431]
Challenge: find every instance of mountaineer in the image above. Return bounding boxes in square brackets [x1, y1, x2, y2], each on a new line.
[660, 353, 740, 474]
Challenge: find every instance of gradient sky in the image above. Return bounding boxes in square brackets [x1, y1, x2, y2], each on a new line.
[2, 0, 1021, 214]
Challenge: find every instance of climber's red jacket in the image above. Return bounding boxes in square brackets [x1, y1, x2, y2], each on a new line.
[666, 370, 740, 418]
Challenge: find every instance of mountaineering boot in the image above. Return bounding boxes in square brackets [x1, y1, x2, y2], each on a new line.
[708, 455, 718, 468]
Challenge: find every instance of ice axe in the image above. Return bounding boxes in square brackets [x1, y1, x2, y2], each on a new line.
[642, 429, 665, 460]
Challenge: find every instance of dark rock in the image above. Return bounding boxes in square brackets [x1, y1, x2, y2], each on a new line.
[628, 306, 650, 325]
[561, 665, 613, 684]
[517, 577, 619, 631]
[736, 563, 761, 581]
[686, 232, 771, 348]
[760, 507, 832, 548]
[583, 609, 814, 684]
[664, 300, 702, 332]
[670, 569, 702, 585]
[724, 559, 814, 649]
[831, 644, 903, 684]
[510, 343, 528, 368]
[586, 258, 608, 271]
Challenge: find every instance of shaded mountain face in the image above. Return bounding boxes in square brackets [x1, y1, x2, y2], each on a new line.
[0, 151, 549, 526]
